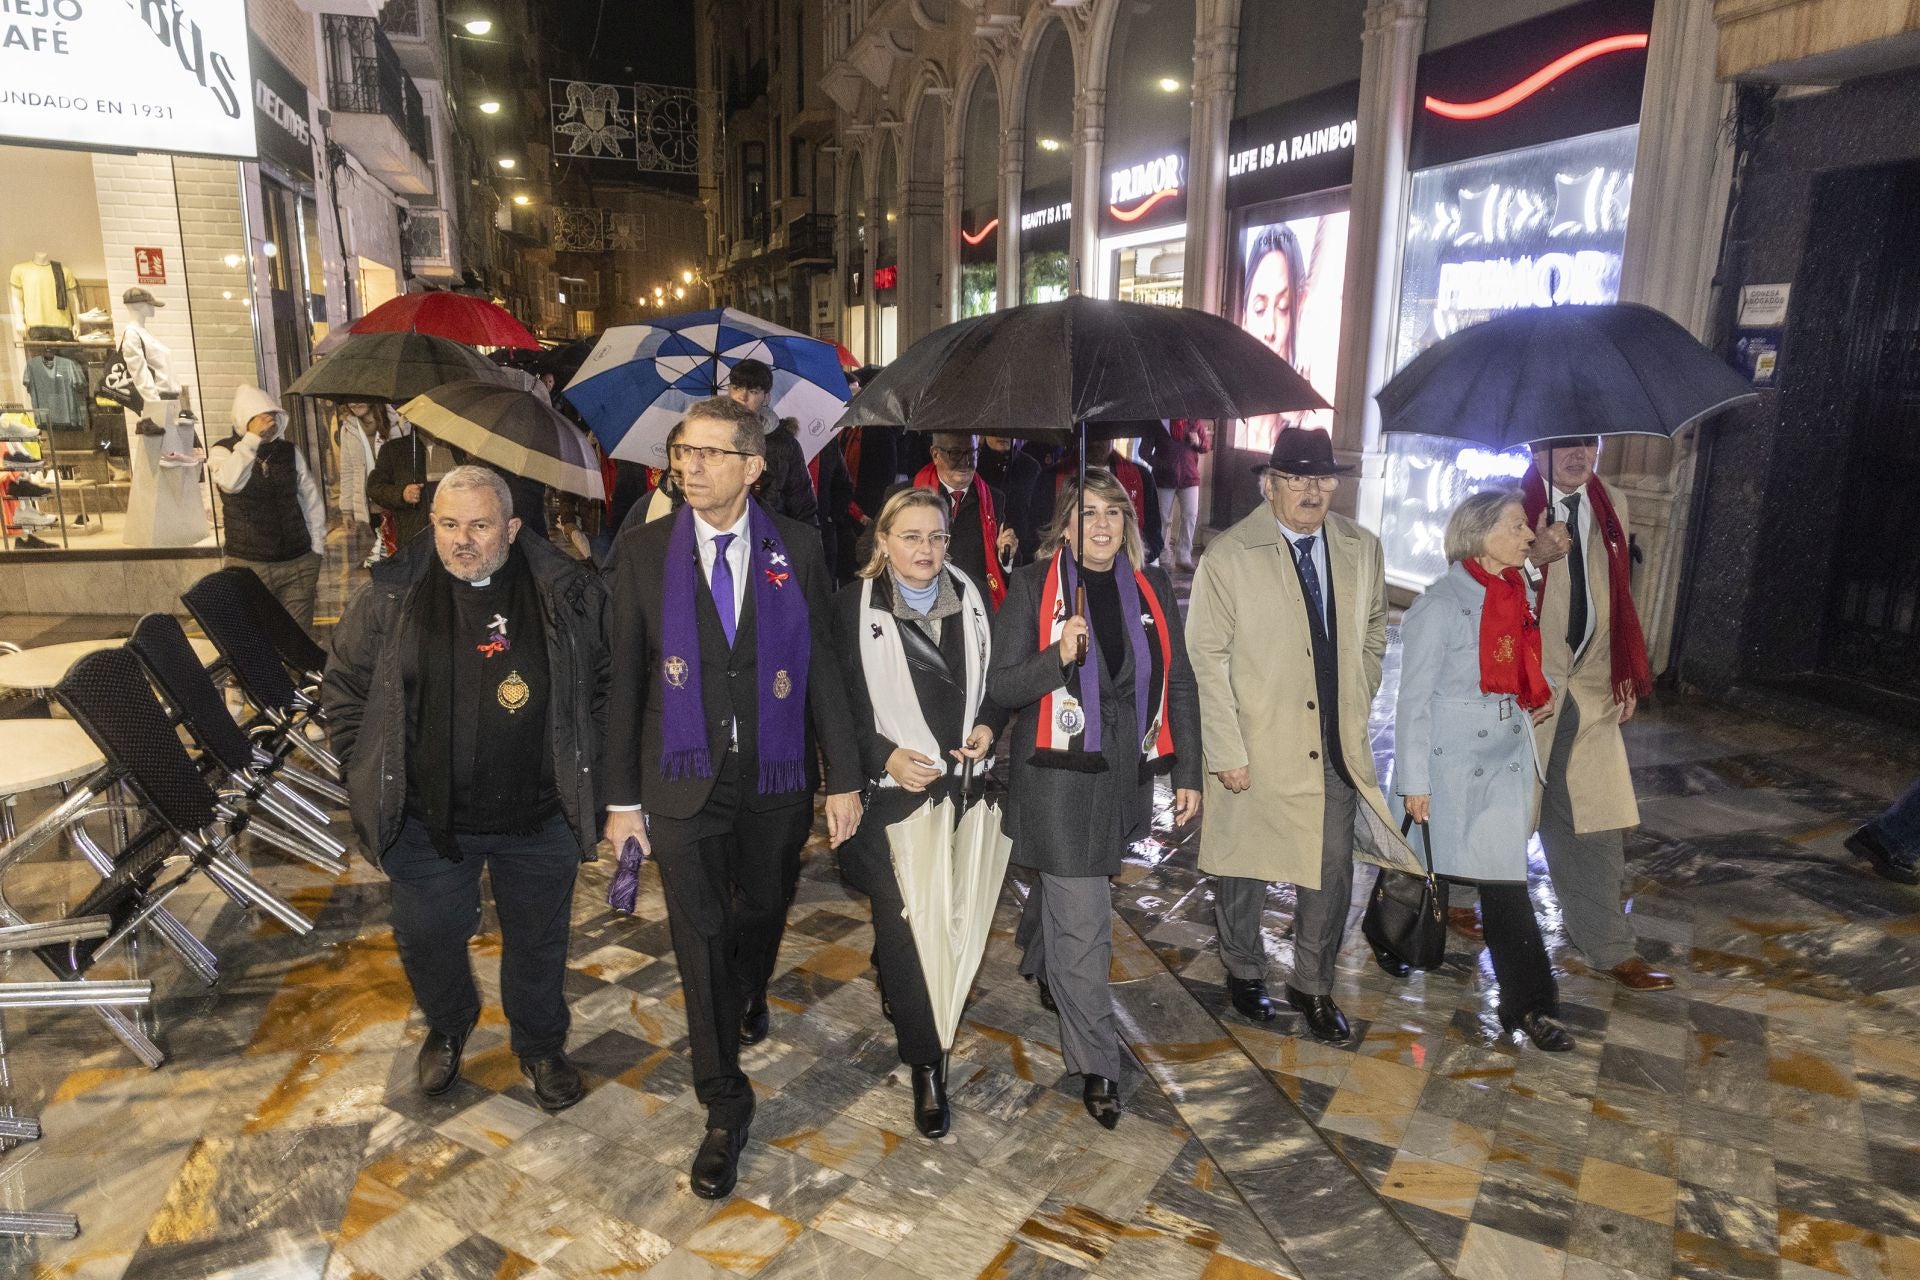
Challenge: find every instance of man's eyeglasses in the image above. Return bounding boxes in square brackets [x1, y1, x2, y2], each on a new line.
[891, 531, 951, 550]
[1272, 472, 1341, 491]
[668, 443, 754, 466]
[932, 447, 978, 462]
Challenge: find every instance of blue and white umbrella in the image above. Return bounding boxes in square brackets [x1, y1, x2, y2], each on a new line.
[564, 308, 850, 466]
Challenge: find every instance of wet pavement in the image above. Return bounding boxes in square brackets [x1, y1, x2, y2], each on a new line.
[1, 585, 1918, 1278]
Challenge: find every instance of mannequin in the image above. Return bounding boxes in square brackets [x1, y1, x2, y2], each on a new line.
[119, 287, 209, 547]
[9, 252, 80, 339]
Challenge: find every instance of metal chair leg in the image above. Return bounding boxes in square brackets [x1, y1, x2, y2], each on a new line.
[0, 1208, 82, 1239]
[276, 760, 349, 808]
[243, 815, 347, 876]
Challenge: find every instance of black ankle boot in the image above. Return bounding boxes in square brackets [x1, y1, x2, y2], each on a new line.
[911, 1061, 950, 1138]
[1082, 1074, 1121, 1129]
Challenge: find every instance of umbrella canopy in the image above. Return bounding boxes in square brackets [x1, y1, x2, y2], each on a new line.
[349, 291, 541, 350]
[565, 308, 850, 465]
[397, 381, 605, 501]
[1376, 303, 1759, 449]
[839, 296, 1326, 437]
[286, 332, 517, 403]
[885, 790, 1015, 1052]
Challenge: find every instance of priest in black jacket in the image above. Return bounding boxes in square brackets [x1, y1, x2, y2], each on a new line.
[603, 395, 863, 1200]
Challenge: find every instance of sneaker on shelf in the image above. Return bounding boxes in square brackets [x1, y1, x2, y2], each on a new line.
[14, 533, 56, 549]
[78, 330, 113, 343]
[12, 509, 58, 528]
[76, 307, 108, 323]
[158, 451, 202, 468]
[0, 418, 39, 441]
[135, 418, 165, 437]
[4, 446, 41, 468]
[8, 478, 51, 498]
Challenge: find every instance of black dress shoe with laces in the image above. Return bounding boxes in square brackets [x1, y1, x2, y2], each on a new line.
[417, 1024, 472, 1096]
[1082, 1074, 1122, 1129]
[1505, 1010, 1575, 1052]
[521, 1053, 586, 1111]
[739, 991, 770, 1046]
[911, 1061, 950, 1139]
[1228, 976, 1278, 1022]
[1284, 986, 1352, 1045]
[690, 1125, 749, 1199]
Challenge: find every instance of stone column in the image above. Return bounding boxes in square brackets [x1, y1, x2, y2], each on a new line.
[944, 147, 964, 321]
[1334, 0, 1426, 531]
[1071, 84, 1106, 296]
[1612, 0, 1737, 671]
[1184, 0, 1241, 528]
[998, 123, 1024, 307]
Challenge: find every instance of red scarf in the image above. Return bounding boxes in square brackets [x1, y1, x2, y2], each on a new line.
[1461, 559, 1552, 710]
[914, 464, 1006, 606]
[1521, 471, 1652, 704]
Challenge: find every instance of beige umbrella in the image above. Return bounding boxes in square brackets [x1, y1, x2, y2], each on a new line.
[398, 381, 604, 501]
[885, 773, 1014, 1051]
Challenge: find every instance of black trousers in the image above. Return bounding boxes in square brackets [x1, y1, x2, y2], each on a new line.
[649, 753, 812, 1128]
[384, 814, 579, 1059]
[839, 787, 944, 1067]
[1472, 879, 1559, 1028]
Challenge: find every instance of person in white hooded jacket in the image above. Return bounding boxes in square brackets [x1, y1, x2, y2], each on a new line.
[210, 384, 328, 630]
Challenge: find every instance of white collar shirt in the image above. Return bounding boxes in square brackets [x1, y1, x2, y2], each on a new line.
[692, 506, 751, 620]
[1551, 482, 1598, 658]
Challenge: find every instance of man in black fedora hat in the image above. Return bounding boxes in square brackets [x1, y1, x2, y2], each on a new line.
[1185, 428, 1411, 1044]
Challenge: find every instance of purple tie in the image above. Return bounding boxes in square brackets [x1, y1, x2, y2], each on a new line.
[710, 532, 737, 646]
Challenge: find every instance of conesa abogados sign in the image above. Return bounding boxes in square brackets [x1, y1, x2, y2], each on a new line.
[1, 0, 258, 159]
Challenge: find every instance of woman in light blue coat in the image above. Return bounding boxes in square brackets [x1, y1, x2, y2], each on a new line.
[1392, 489, 1573, 1051]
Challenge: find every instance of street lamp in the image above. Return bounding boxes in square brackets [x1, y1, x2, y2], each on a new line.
[1037, 137, 1062, 152]
[674, 286, 685, 299]
[463, 18, 493, 36]
[513, 194, 531, 205]
[496, 156, 517, 170]
[478, 99, 502, 115]
[1157, 77, 1182, 93]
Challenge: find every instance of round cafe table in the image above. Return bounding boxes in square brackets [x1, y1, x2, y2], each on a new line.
[0, 637, 220, 695]
[0, 719, 106, 841]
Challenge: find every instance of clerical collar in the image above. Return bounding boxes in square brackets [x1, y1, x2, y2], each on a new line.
[467, 576, 491, 588]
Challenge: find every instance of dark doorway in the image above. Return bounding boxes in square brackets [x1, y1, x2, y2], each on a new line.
[1791, 163, 1920, 699]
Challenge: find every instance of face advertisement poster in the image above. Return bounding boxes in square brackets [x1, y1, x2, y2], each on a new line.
[1, 0, 257, 159]
[1233, 205, 1348, 455]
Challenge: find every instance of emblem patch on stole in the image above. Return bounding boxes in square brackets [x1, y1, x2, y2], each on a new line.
[497, 671, 531, 712]
[773, 669, 793, 700]
[1055, 698, 1085, 736]
[664, 656, 689, 689]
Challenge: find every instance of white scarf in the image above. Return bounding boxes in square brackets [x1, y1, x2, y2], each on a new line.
[858, 566, 991, 788]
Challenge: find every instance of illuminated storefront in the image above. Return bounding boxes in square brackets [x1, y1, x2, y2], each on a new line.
[1380, 0, 1654, 588]
[959, 76, 1001, 319]
[1020, 25, 1074, 305]
[1093, 0, 1192, 308]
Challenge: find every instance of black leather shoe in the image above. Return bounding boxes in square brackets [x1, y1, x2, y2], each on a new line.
[1082, 1074, 1121, 1129]
[877, 975, 894, 1024]
[1371, 944, 1412, 978]
[416, 1024, 471, 1096]
[1284, 986, 1351, 1045]
[1033, 977, 1057, 1013]
[1846, 826, 1920, 884]
[521, 1053, 586, 1111]
[1228, 976, 1277, 1022]
[690, 1125, 749, 1199]
[134, 417, 164, 436]
[1507, 1010, 1575, 1052]
[739, 991, 770, 1046]
[911, 1061, 950, 1139]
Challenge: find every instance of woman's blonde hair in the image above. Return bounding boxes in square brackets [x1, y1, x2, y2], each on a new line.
[858, 486, 950, 579]
[1443, 487, 1523, 564]
[1039, 465, 1146, 568]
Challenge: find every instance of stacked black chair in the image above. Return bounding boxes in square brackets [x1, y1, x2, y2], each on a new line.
[182, 570, 346, 806]
[223, 565, 329, 691]
[46, 648, 315, 973]
[128, 614, 346, 877]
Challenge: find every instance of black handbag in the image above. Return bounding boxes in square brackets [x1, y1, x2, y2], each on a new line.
[1361, 815, 1450, 971]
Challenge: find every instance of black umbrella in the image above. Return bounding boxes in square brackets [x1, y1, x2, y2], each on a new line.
[841, 297, 1325, 663]
[285, 332, 517, 403]
[1376, 303, 1758, 451]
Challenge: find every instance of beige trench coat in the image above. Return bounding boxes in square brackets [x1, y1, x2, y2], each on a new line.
[1186, 508, 1419, 887]
[1532, 477, 1640, 833]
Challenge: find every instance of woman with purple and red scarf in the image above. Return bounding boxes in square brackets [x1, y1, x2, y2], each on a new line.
[989, 468, 1202, 1131]
[601, 395, 863, 1202]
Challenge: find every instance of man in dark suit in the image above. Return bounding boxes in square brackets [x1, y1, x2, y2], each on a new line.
[603, 395, 863, 1199]
[977, 434, 1041, 566]
[909, 433, 1016, 609]
[833, 366, 903, 580]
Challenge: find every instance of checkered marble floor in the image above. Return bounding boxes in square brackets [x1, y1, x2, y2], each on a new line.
[3, 569, 1919, 1279]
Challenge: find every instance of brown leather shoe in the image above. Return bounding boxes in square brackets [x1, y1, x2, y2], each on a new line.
[1447, 905, 1484, 941]
[1606, 956, 1675, 991]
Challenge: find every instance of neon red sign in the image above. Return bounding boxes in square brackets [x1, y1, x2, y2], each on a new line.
[1423, 33, 1648, 121]
[873, 265, 898, 290]
[960, 218, 999, 247]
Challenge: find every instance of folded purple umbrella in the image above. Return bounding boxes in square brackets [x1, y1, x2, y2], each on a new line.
[608, 836, 646, 914]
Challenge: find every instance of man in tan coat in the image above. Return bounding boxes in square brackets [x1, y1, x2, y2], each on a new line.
[1524, 437, 1672, 991]
[1187, 429, 1416, 1043]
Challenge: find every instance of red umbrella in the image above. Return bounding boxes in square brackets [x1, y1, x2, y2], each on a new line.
[348, 292, 541, 350]
[834, 342, 858, 371]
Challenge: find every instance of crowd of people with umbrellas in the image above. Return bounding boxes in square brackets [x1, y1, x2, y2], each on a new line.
[235, 287, 1761, 1203]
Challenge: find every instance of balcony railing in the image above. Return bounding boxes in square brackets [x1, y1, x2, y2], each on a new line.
[323, 14, 431, 163]
[787, 213, 835, 264]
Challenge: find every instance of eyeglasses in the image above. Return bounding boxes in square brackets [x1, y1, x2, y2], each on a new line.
[932, 447, 977, 462]
[668, 443, 753, 465]
[891, 531, 951, 550]
[1272, 472, 1340, 491]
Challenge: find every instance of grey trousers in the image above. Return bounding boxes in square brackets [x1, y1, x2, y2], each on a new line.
[1215, 761, 1356, 995]
[1538, 696, 1637, 970]
[1016, 873, 1126, 1081]
[225, 551, 323, 634]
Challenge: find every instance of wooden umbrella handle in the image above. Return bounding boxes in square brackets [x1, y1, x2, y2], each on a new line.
[1073, 583, 1088, 668]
